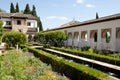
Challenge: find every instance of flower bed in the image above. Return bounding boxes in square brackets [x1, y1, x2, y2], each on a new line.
[0, 49, 68, 80]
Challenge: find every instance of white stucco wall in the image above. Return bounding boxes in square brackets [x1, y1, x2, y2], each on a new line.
[1, 18, 11, 27]
[59, 19, 120, 51]
[27, 20, 37, 28]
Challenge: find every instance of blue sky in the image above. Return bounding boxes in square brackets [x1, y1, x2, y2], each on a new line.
[1, 0, 120, 30]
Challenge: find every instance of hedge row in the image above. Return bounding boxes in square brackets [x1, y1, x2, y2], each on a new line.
[20, 45, 112, 80]
[50, 47, 120, 66]
[34, 31, 66, 47]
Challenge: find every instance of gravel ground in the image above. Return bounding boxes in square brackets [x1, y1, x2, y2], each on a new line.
[23, 52, 34, 57]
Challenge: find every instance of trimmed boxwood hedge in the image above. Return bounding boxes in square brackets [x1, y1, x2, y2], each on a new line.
[50, 47, 120, 66]
[20, 45, 112, 80]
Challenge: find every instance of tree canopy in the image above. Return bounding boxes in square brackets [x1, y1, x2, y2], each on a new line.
[0, 20, 3, 33]
[2, 31, 27, 47]
[16, 2, 19, 12]
[31, 5, 37, 17]
[96, 12, 99, 19]
[24, 4, 31, 14]
[0, 8, 5, 12]
[37, 17, 43, 31]
[10, 3, 15, 13]
[34, 31, 66, 47]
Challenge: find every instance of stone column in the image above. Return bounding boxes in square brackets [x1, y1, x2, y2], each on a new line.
[87, 30, 90, 46]
[111, 28, 116, 51]
[97, 29, 102, 50]
[78, 31, 82, 47]
[72, 32, 74, 47]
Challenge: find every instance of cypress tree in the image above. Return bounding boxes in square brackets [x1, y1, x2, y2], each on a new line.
[37, 17, 43, 31]
[10, 3, 15, 13]
[24, 3, 31, 14]
[96, 12, 99, 19]
[16, 2, 19, 12]
[31, 5, 37, 17]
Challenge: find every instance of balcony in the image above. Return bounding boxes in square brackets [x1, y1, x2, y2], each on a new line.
[27, 28, 38, 34]
[4, 26, 12, 31]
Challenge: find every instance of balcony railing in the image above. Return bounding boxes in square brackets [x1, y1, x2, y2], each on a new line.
[27, 28, 38, 34]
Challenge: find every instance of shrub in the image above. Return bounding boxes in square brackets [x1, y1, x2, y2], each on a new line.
[22, 48, 28, 52]
[2, 31, 27, 47]
[34, 30, 66, 47]
[43, 44, 51, 48]
[0, 20, 3, 44]
[34, 32, 46, 43]
[0, 49, 68, 80]
[23, 46, 113, 80]
[88, 48, 95, 53]
[81, 46, 90, 51]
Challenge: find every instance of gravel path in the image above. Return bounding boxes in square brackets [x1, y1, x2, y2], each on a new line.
[23, 52, 34, 57]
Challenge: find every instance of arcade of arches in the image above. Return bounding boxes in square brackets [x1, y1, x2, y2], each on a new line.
[65, 27, 120, 51]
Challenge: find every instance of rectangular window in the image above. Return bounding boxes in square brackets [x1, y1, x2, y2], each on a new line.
[6, 21, 11, 25]
[27, 22, 31, 26]
[17, 20, 21, 25]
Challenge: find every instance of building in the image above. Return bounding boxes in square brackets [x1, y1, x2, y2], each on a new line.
[47, 13, 120, 52]
[0, 12, 38, 41]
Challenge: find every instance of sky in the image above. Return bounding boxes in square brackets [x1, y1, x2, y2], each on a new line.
[0, 0, 120, 30]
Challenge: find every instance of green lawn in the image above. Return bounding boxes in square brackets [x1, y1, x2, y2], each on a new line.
[0, 49, 68, 80]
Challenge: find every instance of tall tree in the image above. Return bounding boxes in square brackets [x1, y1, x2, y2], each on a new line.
[24, 3, 31, 14]
[96, 12, 99, 19]
[31, 5, 37, 17]
[37, 17, 43, 31]
[10, 3, 15, 13]
[0, 8, 5, 12]
[16, 2, 19, 12]
[0, 20, 3, 43]
[0, 20, 3, 33]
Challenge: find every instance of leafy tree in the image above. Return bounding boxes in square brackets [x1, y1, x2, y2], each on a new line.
[31, 5, 37, 17]
[96, 12, 99, 19]
[2, 31, 27, 47]
[34, 32, 46, 43]
[24, 3, 31, 14]
[10, 3, 15, 13]
[16, 2, 19, 12]
[51, 31, 66, 47]
[0, 20, 3, 33]
[31, 5, 43, 31]
[0, 8, 6, 12]
[37, 17, 43, 31]
[0, 20, 3, 43]
[34, 31, 66, 47]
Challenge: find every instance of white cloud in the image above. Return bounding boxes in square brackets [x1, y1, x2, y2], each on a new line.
[46, 16, 68, 20]
[76, 0, 84, 4]
[86, 4, 95, 8]
[7, 10, 10, 13]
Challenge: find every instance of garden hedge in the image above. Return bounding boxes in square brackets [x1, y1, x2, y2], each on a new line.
[34, 30, 66, 47]
[50, 47, 120, 66]
[20, 45, 113, 80]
